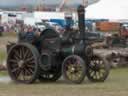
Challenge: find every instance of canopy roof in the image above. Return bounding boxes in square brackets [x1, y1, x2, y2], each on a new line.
[0, 0, 100, 8]
[41, 0, 100, 8]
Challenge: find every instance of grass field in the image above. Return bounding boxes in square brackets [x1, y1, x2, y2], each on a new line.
[0, 71, 7, 76]
[0, 51, 6, 63]
[0, 68, 128, 96]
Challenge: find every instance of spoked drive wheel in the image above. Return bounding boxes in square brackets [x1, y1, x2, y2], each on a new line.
[62, 55, 86, 84]
[7, 43, 40, 84]
[86, 54, 110, 82]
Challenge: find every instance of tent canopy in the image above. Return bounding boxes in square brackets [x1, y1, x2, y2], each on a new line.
[43, 0, 100, 7]
[0, 0, 100, 8]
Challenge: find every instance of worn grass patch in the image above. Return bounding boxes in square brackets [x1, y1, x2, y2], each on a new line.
[3, 32, 17, 37]
[0, 50, 6, 64]
[0, 71, 8, 76]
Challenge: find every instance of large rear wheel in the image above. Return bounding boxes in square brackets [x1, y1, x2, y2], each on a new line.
[7, 43, 40, 84]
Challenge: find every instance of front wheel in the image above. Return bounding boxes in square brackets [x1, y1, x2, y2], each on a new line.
[62, 55, 86, 84]
[86, 54, 110, 82]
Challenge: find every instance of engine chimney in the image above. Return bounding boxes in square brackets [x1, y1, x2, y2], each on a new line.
[77, 5, 85, 41]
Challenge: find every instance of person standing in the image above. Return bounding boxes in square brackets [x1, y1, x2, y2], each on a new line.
[0, 24, 4, 36]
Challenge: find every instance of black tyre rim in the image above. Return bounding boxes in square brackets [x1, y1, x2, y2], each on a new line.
[7, 43, 39, 84]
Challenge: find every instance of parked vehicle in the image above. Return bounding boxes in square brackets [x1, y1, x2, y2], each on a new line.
[85, 31, 104, 43]
[96, 22, 120, 32]
[6, 5, 110, 84]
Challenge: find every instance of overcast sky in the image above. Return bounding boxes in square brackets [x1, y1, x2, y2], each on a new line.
[0, 0, 127, 19]
[86, 0, 128, 19]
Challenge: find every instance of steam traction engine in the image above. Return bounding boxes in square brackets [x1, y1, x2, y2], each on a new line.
[6, 6, 110, 84]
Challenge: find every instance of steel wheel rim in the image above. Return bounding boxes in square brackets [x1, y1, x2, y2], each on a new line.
[7, 44, 38, 83]
[64, 57, 84, 81]
[88, 56, 107, 80]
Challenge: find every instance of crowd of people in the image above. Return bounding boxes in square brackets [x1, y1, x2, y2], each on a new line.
[0, 21, 66, 37]
[0, 22, 42, 36]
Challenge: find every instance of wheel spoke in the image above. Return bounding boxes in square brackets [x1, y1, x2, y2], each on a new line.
[27, 64, 35, 69]
[19, 48, 22, 59]
[26, 68, 33, 75]
[13, 55, 20, 61]
[26, 60, 35, 65]
[14, 50, 21, 59]
[15, 69, 22, 79]
[98, 71, 103, 78]
[25, 56, 34, 62]
[67, 60, 72, 65]
[90, 70, 94, 77]
[24, 49, 30, 58]
[27, 68, 34, 74]
[19, 70, 24, 80]
[8, 59, 17, 63]
[11, 67, 20, 73]
[93, 71, 96, 78]
[21, 69, 26, 81]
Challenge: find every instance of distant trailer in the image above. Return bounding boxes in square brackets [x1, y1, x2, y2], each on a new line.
[96, 21, 120, 32]
[50, 19, 66, 28]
